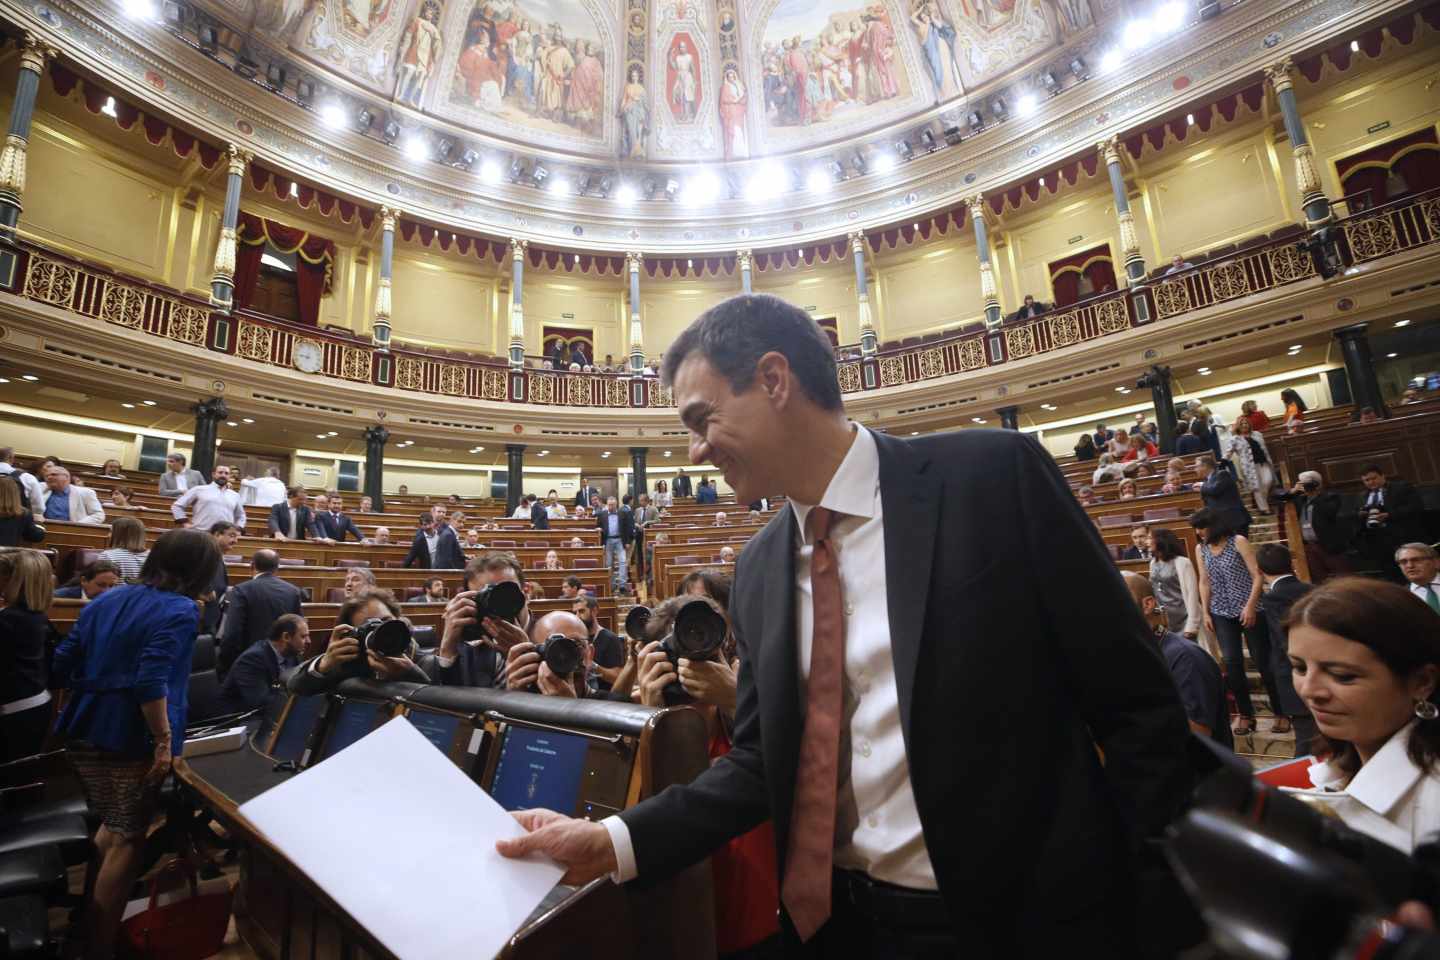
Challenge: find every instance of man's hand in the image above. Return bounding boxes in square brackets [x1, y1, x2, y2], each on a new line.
[483, 615, 529, 654]
[678, 657, 737, 710]
[368, 651, 417, 681]
[317, 627, 361, 675]
[495, 810, 618, 886]
[273, 531, 286, 540]
[637, 641, 676, 708]
[506, 642, 541, 691]
[441, 591, 478, 657]
[536, 663, 578, 698]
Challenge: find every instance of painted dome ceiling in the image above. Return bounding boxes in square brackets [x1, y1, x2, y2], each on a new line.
[202, 0, 1108, 163]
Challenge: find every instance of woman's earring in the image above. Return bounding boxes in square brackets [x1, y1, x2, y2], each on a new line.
[1415, 699, 1439, 721]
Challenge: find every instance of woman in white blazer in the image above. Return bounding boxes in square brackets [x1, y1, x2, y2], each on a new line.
[1284, 577, 1440, 853]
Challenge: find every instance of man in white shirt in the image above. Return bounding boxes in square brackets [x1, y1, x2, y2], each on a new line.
[511, 498, 532, 519]
[497, 293, 1190, 957]
[158, 452, 205, 497]
[241, 467, 288, 508]
[171, 464, 247, 531]
[1397, 542, 1440, 613]
[34, 467, 106, 524]
[0, 447, 42, 506]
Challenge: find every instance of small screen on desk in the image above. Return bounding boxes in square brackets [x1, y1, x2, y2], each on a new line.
[317, 701, 387, 762]
[406, 711, 462, 754]
[271, 695, 324, 762]
[489, 726, 591, 815]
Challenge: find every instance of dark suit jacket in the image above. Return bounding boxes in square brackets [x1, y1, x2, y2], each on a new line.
[315, 511, 364, 542]
[216, 573, 305, 679]
[402, 527, 465, 569]
[672, 475, 693, 498]
[418, 643, 503, 688]
[618, 430, 1191, 953]
[1121, 547, 1149, 561]
[575, 486, 601, 508]
[1260, 576, 1311, 646]
[595, 507, 635, 545]
[530, 508, 550, 530]
[1289, 491, 1349, 554]
[218, 640, 296, 714]
[200, 556, 230, 636]
[1200, 468, 1251, 533]
[1361, 480, 1424, 544]
[267, 503, 319, 540]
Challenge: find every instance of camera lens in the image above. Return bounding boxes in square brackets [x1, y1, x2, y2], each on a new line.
[540, 634, 584, 676]
[624, 605, 652, 641]
[367, 619, 412, 658]
[670, 599, 727, 659]
[476, 580, 526, 622]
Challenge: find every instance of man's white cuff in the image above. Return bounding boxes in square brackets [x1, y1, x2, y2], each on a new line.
[601, 815, 638, 883]
[435, 653, 456, 668]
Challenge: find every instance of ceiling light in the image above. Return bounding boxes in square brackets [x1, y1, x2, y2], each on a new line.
[1041, 403, 1057, 411]
[683, 169, 721, 206]
[21, 374, 38, 381]
[355, 107, 374, 132]
[531, 163, 550, 188]
[1100, 49, 1122, 73]
[402, 135, 427, 161]
[663, 178, 679, 201]
[1123, 19, 1152, 50]
[142, 399, 156, 405]
[1349, 39, 1360, 52]
[548, 176, 571, 195]
[971, 417, 987, 424]
[242, 417, 254, 423]
[1115, 386, 1127, 391]
[1186, 113, 1195, 126]
[1016, 93, 1038, 117]
[101, 97, 118, 118]
[806, 168, 832, 193]
[320, 102, 347, 129]
[315, 434, 327, 439]
[289, 181, 299, 197]
[1039, 72, 1058, 93]
[1154, 2, 1185, 33]
[327, 431, 338, 436]
[615, 182, 638, 205]
[1395, 319, 1411, 327]
[663, 451, 672, 457]
[872, 150, 897, 175]
[479, 158, 502, 184]
[1387, 352, 1399, 358]
[1288, 344, 1302, 350]
[123, 0, 157, 18]
[120, 401, 134, 408]
[225, 421, 237, 427]
[1197, 366, 1210, 372]
[1199, 369, 1212, 376]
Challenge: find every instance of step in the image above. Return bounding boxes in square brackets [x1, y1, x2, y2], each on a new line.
[1232, 718, 1297, 760]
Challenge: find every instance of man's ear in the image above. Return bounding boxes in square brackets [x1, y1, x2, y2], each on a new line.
[754, 352, 792, 409]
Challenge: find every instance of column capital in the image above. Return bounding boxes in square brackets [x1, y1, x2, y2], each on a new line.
[626, 250, 644, 272]
[1332, 321, 1370, 342]
[509, 236, 527, 258]
[193, 396, 229, 422]
[1097, 135, 1123, 168]
[966, 194, 987, 220]
[364, 424, 391, 446]
[629, 446, 649, 457]
[1264, 57, 1295, 94]
[736, 248, 752, 270]
[224, 143, 253, 178]
[18, 35, 58, 75]
[505, 442, 527, 454]
[847, 230, 866, 253]
[379, 206, 400, 232]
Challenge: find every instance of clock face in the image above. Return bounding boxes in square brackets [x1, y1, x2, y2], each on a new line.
[293, 339, 323, 373]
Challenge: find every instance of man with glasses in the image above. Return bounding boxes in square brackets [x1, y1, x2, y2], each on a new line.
[1397, 543, 1440, 613]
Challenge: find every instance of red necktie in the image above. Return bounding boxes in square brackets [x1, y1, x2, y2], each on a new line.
[782, 506, 845, 942]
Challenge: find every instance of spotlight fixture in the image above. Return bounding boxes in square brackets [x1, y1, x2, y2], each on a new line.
[355, 107, 374, 132]
[1069, 56, 1087, 78]
[162, 1, 182, 25]
[198, 23, 218, 52]
[943, 125, 964, 146]
[509, 158, 525, 182]
[1350, 39, 1360, 52]
[1186, 112, 1195, 126]
[1155, 2, 1185, 32]
[265, 62, 287, 91]
[968, 110, 985, 131]
[827, 159, 845, 180]
[991, 98, 1008, 120]
[242, 417, 255, 423]
[663, 178, 679, 201]
[683, 170, 721, 205]
[123, 0, 157, 19]
[436, 138, 455, 162]
[381, 119, 400, 143]
[458, 148, 479, 169]
[121, 402, 134, 408]
[894, 139, 914, 161]
[745, 162, 785, 202]
[920, 128, 937, 151]
[232, 53, 258, 79]
[642, 176, 659, 200]
[1039, 71, 1057, 93]
[1123, 18, 1151, 50]
[578, 174, 594, 196]
[596, 175, 613, 198]
[851, 151, 867, 175]
[531, 163, 550, 187]
[295, 77, 315, 104]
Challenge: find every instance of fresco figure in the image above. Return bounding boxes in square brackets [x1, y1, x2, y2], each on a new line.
[568, 40, 605, 133]
[669, 38, 699, 122]
[911, 2, 962, 101]
[862, 10, 900, 101]
[538, 29, 574, 120]
[718, 66, 748, 159]
[394, 0, 444, 108]
[619, 64, 650, 158]
[457, 28, 505, 110]
[782, 36, 811, 125]
[846, 18, 869, 104]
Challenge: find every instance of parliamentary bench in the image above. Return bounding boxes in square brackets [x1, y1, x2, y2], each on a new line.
[1083, 490, 1203, 528]
[660, 561, 738, 599]
[221, 564, 612, 602]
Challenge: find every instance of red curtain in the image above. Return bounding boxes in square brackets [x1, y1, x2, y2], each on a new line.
[1337, 128, 1440, 211]
[233, 241, 265, 311]
[235, 213, 336, 326]
[542, 325, 598, 366]
[1048, 244, 1117, 307]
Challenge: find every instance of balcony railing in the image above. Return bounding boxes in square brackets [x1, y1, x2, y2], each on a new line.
[6, 189, 1438, 408]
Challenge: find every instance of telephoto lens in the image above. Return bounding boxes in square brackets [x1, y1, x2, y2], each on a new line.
[461, 579, 528, 643]
[660, 598, 728, 705]
[624, 605, 652, 642]
[353, 618, 412, 659]
[535, 633, 585, 678]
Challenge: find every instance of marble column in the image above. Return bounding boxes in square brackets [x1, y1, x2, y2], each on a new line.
[372, 207, 397, 351]
[967, 196, 1002, 329]
[1100, 137, 1146, 283]
[1266, 58, 1333, 228]
[505, 444, 526, 516]
[996, 406, 1019, 430]
[508, 238, 527, 368]
[210, 144, 252, 312]
[363, 425, 390, 512]
[0, 36, 55, 235]
[737, 249, 753, 294]
[849, 231, 877, 356]
[630, 447, 648, 501]
[627, 251, 644, 375]
[1145, 365, 1177, 454]
[1333, 323, 1387, 418]
[191, 397, 229, 481]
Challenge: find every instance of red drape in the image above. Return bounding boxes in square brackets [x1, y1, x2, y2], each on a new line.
[233, 241, 265, 311]
[235, 212, 336, 326]
[1337, 128, 1440, 211]
[1048, 244, 1117, 307]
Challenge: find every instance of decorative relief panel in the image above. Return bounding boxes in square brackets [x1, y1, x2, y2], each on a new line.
[342, 347, 373, 382]
[236, 322, 274, 362]
[837, 361, 861, 393]
[648, 381, 673, 406]
[1005, 325, 1036, 360]
[530, 372, 557, 404]
[1267, 244, 1314, 283]
[1207, 260, 1250, 300]
[167, 304, 210, 345]
[1094, 298, 1129, 334]
[1345, 216, 1398, 261]
[1154, 278, 1191, 319]
[439, 363, 466, 395]
[99, 282, 145, 329]
[606, 377, 630, 406]
[1049, 311, 1080, 347]
[482, 368, 509, 400]
[23, 257, 76, 307]
[396, 356, 424, 390]
[919, 347, 944, 379]
[956, 337, 986, 372]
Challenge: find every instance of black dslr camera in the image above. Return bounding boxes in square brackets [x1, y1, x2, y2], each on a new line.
[459, 579, 527, 644]
[535, 633, 585, 677]
[353, 618, 412, 660]
[623, 605, 652, 642]
[658, 599, 728, 705]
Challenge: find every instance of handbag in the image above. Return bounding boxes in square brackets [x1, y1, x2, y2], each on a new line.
[119, 856, 234, 960]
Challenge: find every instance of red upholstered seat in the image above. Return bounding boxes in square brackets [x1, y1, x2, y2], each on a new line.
[324, 588, 346, 603]
[336, 559, 370, 568]
[492, 539, 516, 547]
[1142, 507, 1182, 521]
[675, 555, 702, 565]
[573, 558, 599, 569]
[1099, 514, 1132, 528]
[524, 540, 547, 547]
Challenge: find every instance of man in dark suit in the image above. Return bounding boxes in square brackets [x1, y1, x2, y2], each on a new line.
[595, 496, 635, 592]
[1195, 454, 1251, 537]
[672, 469, 692, 499]
[314, 494, 364, 543]
[1121, 525, 1150, 561]
[268, 486, 321, 541]
[575, 482, 601, 509]
[498, 294, 1191, 957]
[1357, 463, 1424, 580]
[423, 554, 528, 687]
[1254, 543, 1319, 750]
[530, 496, 550, 530]
[1278, 470, 1352, 582]
[216, 548, 305, 679]
[402, 513, 465, 569]
[217, 613, 307, 714]
[201, 522, 240, 636]
[1008, 294, 1050, 323]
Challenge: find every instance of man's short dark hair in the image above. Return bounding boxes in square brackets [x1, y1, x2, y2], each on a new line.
[1360, 463, 1385, 477]
[661, 294, 842, 411]
[80, 558, 122, 581]
[563, 575, 584, 590]
[168, 453, 186, 465]
[269, 613, 305, 642]
[418, 512, 434, 526]
[209, 521, 236, 536]
[252, 549, 280, 573]
[1255, 543, 1294, 577]
[287, 485, 303, 498]
[574, 594, 599, 611]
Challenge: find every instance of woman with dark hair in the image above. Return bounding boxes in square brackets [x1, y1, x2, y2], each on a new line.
[52, 528, 221, 959]
[1286, 577, 1440, 852]
[679, 566, 733, 613]
[1174, 417, 1208, 456]
[1281, 387, 1308, 433]
[0, 549, 55, 761]
[1073, 433, 1097, 462]
[1193, 506, 1290, 737]
[1148, 527, 1202, 639]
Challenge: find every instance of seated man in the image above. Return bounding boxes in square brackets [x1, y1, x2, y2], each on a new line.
[1122, 571, 1231, 749]
[36, 466, 106, 524]
[464, 528, 484, 548]
[369, 526, 392, 545]
[719, 545, 737, 564]
[714, 511, 728, 527]
[268, 486, 320, 541]
[218, 613, 308, 714]
[358, 495, 374, 513]
[421, 576, 447, 602]
[1165, 254, 1194, 275]
[1122, 525, 1150, 561]
[504, 610, 596, 698]
[425, 552, 530, 687]
[216, 548, 305, 679]
[559, 575, 584, 599]
[568, 536, 584, 549]
[315, 495, 364, 543]
[54, 559, 122, 601]
[342, 566, 376, 599]
[398, 484, 410, 495]
[1008, 294, 1049, 323]
[287, 588, 430, 695]
[1077, 485, 1098, 506]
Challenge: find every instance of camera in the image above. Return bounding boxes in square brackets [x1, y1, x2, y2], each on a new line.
[535, 633, 585, 677]
[1298, 226, 1346, 280]
[623, 605, 652, 642]
[658, 599, 728, 705]
[353, 617, 412, 660]
[460, 579, 527, 644]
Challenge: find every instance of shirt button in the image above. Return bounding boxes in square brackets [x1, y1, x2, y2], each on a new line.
[844, 601, 855, 617]
[858, 740, 872, 758]
[867, 814, 879, 829]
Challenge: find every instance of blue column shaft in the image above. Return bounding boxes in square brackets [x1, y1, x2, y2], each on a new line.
[6, 68, 39, 139]
[852, 246, 868, 297]
[511, 251, 523, 306]
[1107, 161, 1130, 215]
[1275, 87, 1308, 149]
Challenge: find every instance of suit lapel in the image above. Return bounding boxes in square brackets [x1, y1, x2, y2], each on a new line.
[754, 509, 801, 842]
[873, 433, 940, 748]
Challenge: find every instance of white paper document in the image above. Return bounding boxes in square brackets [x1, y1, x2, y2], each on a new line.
[239, 716, 565, 959]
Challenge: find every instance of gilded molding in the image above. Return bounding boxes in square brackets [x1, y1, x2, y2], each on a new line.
[736, 248, 752, 272]
[509, 237, 527, 260]
[966, 194, 987, 223]
[374, 274, 392, 321]
[978, 260, 999, 306]
[224, 143, 252, 179]
[211, 225, 237, 280]
[0, 135, 27, 197]
[379, 206, 399, 233]
[626, 251, 643, 273]
[1292, 142, 1322, 197]
[847, 230, 865, 253]
[1264, 57, 1296, 94]
[1117, 209, 1141, 258]
[18, 36, 57, 76]
[1098, 135, 1123, 170]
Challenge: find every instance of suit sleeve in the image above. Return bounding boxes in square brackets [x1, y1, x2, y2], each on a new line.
[1392, 483, 1423, 527]
[267, 505, 281, 537]
[285, 656, 340, 696]
[618, 550, 771, 878]
[402, 533, 423, 568]
[217, 586, 249, 674]
[82, 490, 106, 524]
[221, 650, 271, 711]
[1013, 435, 1191, 844]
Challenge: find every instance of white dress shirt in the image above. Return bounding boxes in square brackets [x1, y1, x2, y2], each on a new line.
[604, 424, 937, 890]
[512, 504, 531, 519]
[1286, 722, 1440, 852]
[172, 482, 246, 531]
[171, 471, 189, 492]
[1408, 577, 1440, 607]
[241, 475, 288, 508]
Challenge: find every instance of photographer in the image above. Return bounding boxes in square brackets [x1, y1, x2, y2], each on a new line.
[425, 552, 530, 688]
[1276, 470, 1352, 583]
[573, 595, 624, 692]
[286, 588, 429, 695]
[1356, 464, 1424, 581]
[1285, 577, 1440, 853]
[504, 611, 595, 698]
